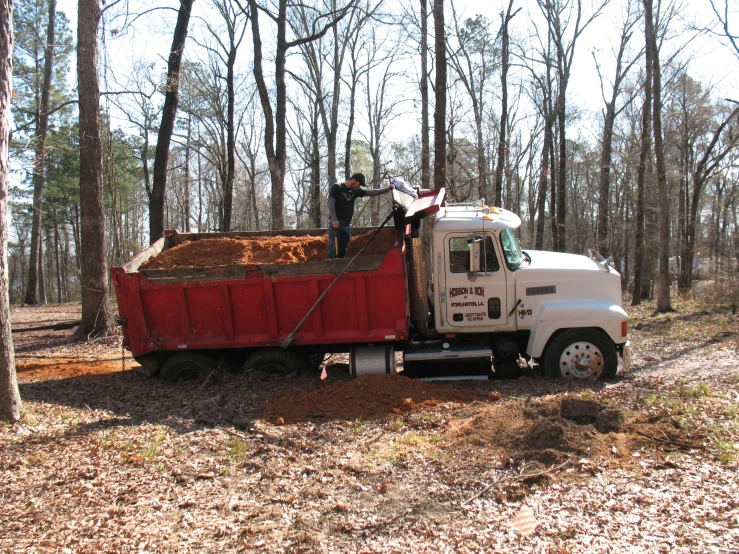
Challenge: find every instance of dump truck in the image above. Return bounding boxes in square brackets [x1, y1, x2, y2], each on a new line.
[111, 188, 631, 381]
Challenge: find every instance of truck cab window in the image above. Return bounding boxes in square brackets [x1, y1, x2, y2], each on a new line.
[480, 236, 499, 272]
[449, 236, 499, 273]
[449, 237, 470, 273]
[500, 229, 523, 270]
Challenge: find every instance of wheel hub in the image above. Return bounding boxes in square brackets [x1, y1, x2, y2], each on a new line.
[559, 341, 603, 379]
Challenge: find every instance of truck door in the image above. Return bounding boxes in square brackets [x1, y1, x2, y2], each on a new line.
[444, 233, 508, 328]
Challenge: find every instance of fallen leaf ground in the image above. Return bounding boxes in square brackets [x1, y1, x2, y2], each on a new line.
[2, 300, 738, 553]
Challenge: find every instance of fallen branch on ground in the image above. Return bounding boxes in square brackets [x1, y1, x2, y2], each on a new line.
[462, 458, 572, 505]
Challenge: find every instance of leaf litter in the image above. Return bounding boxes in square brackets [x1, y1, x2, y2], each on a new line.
[1, 303, 738, 552]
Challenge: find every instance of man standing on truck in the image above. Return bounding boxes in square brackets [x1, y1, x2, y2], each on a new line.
[327, 173, 394, 258]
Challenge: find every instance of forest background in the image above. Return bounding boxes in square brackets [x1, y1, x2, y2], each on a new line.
[6, 0, 739, 317]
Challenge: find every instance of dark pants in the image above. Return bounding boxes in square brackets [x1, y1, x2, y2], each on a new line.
[327, 222, 351, 258]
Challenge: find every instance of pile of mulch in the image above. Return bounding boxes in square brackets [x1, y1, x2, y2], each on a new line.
[261, 373, 494, 423]
[446, 395, 640, 467]
[140, 228, 398, 270]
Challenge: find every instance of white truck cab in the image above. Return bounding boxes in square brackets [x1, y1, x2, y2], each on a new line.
[407, 200, 631, 380]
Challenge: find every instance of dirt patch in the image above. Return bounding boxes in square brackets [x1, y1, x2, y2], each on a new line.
[446, 394, 678, 469]
[15, 359, 125, 381]
[140, 228, 398, 270]
[261, 373, 492, 423]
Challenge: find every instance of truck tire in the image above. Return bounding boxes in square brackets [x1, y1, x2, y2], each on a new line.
[544, 329, 617, 380]
[242, 349, 310, 375]
[160, 352, 216, 383]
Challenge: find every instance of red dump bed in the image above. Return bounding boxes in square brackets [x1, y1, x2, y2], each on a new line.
[111, 228, 410, 358]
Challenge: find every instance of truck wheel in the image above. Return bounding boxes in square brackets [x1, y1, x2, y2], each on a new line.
[160, 352, 216, 383]
[544, 329, 617, 380]
[243, 349, 310, 375]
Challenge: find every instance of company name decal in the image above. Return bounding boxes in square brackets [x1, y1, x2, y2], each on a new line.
[449, 286, 485, 298]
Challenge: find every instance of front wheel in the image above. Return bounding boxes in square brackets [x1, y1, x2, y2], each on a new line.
[543, 329, 618, 380]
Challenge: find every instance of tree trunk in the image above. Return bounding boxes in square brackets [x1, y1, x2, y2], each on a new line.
[249, 0, 286, 229]
[631, 43, 652, 306]
[38, 233, 46, 303]
[74, 0, 112, 338]
[432, 0, 446, 191]
[644, 0, 672, 312]
[24, 0, 56, 305]
[420, 0, 430, 190]
[223, 43, 236, 232]
[53, 208, 62, 304]
[555, 95, 566, 252]
[495, 1, 517, 207]
[310, 98, 321, 228]
[184, 113, 191, 232]
[344, 74, 357, 179]
[150, 0, 194, 244]
[597, 103, 616, 254]
[0, 0, 22, 422]
[549, 129, 557, 248]
[535, 120, 552, 250]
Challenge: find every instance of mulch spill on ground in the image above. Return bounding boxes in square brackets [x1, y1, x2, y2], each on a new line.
[140, 229, 398, 269]
[15, 359, 126, 380]
[261, 373, 493, 423]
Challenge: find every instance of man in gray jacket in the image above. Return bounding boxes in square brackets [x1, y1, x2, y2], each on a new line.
[327, 173, 393, 258]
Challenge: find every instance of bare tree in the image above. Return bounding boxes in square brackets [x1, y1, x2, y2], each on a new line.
[151, 0, 195, 244]
[682, 104, 739, 289]
[74, 0, 114, 338]
[448, 10, 497, 203]
[0, 0, 22, 422]
[285, 70, 323, 227]
[631, 41, 653, 306]
[236, 96, 266, 231]
[245, 0, 355, 229]
[200, 0, 248, 231]
[420, 0, 430, 190]
[538, 0, 606, 251]
[494, 0, 521, 207]
[23, 0, 56, 305]
[644, 0, 672, 312]
[708, 0, 739, 62]
[342, 25, 369, 180]
[360, 34, 405, 223]
[522, 23, 557, 250]
[291, 0, 376, 187]
[595, 0, 641, 253]
[433, 0, 446, 191]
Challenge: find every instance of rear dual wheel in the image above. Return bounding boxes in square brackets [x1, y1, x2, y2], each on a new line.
[160, 352, 216, 383]
[544, 329, 618, 380]
[242, 349, 313, 375]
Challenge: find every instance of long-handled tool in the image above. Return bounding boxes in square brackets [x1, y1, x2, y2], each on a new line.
[334, 234, 340, 258]
[279, 209, 396, 349]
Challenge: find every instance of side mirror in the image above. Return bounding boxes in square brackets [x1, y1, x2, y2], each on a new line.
[468, 235, 482, 276]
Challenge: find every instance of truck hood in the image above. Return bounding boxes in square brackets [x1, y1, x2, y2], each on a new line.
[515, 250, 623, 306]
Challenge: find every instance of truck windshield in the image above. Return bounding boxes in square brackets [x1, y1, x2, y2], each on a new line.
[500, 229, 523, 270]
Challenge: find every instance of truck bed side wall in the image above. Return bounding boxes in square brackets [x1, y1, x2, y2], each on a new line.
[112, 243, 409, 357]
